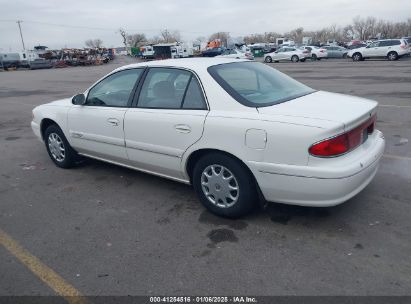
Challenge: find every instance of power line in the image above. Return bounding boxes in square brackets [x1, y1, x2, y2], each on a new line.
[0, 19, 245, 36]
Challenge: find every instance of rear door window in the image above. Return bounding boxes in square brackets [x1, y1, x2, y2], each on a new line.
[137, 68, 206, 110]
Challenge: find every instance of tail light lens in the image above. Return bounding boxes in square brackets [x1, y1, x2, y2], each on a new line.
[309, 114, 376, 157]
[303, 50, 309, 54]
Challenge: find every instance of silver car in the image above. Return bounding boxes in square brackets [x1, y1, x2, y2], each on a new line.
[322, 46, 348, 58]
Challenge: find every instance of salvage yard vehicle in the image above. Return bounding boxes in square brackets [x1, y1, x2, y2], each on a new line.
[348, 39, 410, 61]
[264, 47, 310, 63]
[202, 47, 225, 57]
[31, 58, 385, 218]
[299, 46, 328, 60]
[216, 49, 254, 60]
[321, 46, 348, 58]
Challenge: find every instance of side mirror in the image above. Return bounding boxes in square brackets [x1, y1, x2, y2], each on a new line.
[72, 93, 86, 105]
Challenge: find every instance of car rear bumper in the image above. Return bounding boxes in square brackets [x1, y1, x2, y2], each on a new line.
[249, 130, 385, 207]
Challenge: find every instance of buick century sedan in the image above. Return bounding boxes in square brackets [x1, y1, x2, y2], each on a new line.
[31, 58, 385, 218]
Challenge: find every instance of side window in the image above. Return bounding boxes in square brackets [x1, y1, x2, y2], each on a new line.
[86, 69, 142, 107]
[137, 68, 206, 110]
[391, 40, 400, 46]
[182, 77, 207, 109]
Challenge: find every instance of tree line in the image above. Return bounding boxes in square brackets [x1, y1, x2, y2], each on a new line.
[85, 16, 411, 48]
[244, 16, 411, 44]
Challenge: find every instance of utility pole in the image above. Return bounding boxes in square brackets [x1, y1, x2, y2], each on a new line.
[17, 20, 26, 50]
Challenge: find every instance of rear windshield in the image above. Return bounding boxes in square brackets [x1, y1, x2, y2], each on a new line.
[208, 62, 315, 107]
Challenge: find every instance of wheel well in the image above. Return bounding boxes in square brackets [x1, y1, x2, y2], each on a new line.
[185, 149, 265, 203]
[40, 118, 58, 140]
[186, 149, 253, 182]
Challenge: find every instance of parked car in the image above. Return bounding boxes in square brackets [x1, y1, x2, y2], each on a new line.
[0, 53, 20, 70]
[299, 46, 328, 60]
[347, 39, 410, 61]
[347, 43, 367, 50]
[264, 47, 310, 63]
[401, 37, 411, 55]
[31, 58, 385, 218]
[321, 46, 348, 58]
[216, 49, 254, 60]
[202, 47, 225, 57]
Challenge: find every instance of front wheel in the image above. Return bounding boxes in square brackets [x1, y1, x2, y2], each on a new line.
[44, 124, 78, 168]
[352, 53, 362, 61]
[264, 56, 272, 63]
[193, 153, 257, 218]
[291, 55, 299, 62]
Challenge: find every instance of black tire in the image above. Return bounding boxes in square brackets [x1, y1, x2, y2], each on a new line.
[352, 52, 362, 61]
[44, 124, 78, 169]
[311, 54, 317, 61]
[291, 55, 299, 62]
[192, 153, 258, 218]
[264, 56, 272, 63]
[387, 51, 398, 61]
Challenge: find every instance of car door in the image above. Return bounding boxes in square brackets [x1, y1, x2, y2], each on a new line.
[67, 68, 144, 162]
[283, 48, 293, 61]
[124, 67, 208, 180]
[327, 47, 336, 58]
[377, 40, 390, 56]
[363, 41, 380, 57]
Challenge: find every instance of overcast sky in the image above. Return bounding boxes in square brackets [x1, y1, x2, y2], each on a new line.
[0, 0, 410, 51]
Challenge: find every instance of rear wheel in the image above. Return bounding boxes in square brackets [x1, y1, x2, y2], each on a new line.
[291, 55, 299, 62]
[387, 51, 398, 61]
[192, 153, 257, 218]
[352, 52, 362, 61]
[44, 124, 78, 168]
[264, 56, 272, 63]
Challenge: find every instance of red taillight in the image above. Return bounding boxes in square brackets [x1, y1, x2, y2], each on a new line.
[400, 44, 407, 49]
[303, 50, 309, 54]
[309, 115, 376, 157]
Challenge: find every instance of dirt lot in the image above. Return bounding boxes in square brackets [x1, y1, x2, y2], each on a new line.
[1, 56, 410, 296]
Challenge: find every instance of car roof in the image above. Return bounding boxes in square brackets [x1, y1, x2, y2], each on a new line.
[114, 58, 249, 73]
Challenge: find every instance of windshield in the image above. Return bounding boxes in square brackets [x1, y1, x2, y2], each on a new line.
[208, 62, 315, 107]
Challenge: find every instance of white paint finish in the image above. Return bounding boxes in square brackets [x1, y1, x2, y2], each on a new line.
[31, 58, 386, 207]
[67, 105, 128, 161]
[124, 108, 207, 179]
[245, 129, 267, 150]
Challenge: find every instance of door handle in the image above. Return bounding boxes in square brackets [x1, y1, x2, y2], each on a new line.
[174, 124, 191, 133]
[107, 118, 119, 126]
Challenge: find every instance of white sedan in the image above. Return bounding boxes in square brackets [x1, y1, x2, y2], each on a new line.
[299, 46, 328, 60]
[31, 58, 385, 218]
[264, 47, 310, 63]
[216, 49, 254, 60]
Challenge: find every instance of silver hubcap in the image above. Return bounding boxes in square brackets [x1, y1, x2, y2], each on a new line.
[48, 133, 65, 162]
[389, 53, 396, 60]
[201, 165, 239, 208]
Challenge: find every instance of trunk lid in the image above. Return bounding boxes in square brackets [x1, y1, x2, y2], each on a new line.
[257, 91, 378, 130]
